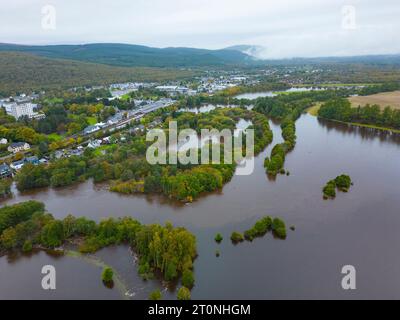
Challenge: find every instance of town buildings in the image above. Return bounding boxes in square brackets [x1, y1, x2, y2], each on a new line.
[0, 163, 12, 178]
[8, 142, 31, 154]
[0, 94, 45, 120]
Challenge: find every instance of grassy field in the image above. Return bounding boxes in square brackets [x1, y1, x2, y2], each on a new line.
[47, 133, 63, 142]
[86, 117, 98, 125]
[349, 91, 400, 109]
[93, 144, 116, 156]
[307, 104, 321, 116]
[120, 94, 131, 102]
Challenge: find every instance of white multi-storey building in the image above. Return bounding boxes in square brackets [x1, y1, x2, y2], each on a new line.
[6, 103, 45, 120]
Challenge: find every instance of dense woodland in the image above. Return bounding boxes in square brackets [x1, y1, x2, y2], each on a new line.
[0, 201, 197, 283]
[0, 52, 195, 95]
[111, 108, 273, 202]
[318, 98, 400, 130]
[14, 107, 273, 202]
[0, 43, 250, 68]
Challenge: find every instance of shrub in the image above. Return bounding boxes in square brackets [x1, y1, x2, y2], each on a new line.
[22, 240, 33, 253]
[40, 220, 65, 248]
[0, 201, 45, 234]
[272, 218, 287, 239]
[244, 216, 272, 241]
[149, 290, 162, 300]
[102, 267, 114, 284]
[177, 286, 191, 300]
[230, 232, 244, 244]
[244, 229, 256, 241]
[335, 175, 352, 192]
[323, 180, 337, 199]
[182, 269, 195, 288]
[323, 175, 353, 199]
[214, 233, 223, 243]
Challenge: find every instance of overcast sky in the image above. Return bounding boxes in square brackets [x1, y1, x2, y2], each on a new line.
[0, 0, 399, 58]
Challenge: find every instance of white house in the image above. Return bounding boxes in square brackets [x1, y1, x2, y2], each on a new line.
[0, 138, 7, 145]
[10, 160, 25, 171]
[95, 122, 107, 128]
[102, 136, 111, 144]
[88, 140, 102, 149]
[8, 142, 30, 154]
[83, 125, 101, 135]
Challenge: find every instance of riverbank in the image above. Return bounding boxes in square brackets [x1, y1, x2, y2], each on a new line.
[306, 104, 321, 116]
[318, 116, 400, 134]
[294, 83, 378, 88]
[307, 104, 400, 134]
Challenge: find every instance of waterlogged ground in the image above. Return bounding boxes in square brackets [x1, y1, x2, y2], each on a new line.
[1, 113, 400, 299]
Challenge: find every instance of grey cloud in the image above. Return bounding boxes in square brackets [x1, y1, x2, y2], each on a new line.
[0, 0, 399, 58]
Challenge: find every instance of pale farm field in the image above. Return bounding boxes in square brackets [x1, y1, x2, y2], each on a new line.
[349, 91, 400, 109]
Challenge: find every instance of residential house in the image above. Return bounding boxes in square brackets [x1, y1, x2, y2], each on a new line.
[102, 136, 111, 144]
[0, 138, 7, 145]
[0, 163, 12, 178]
[129, 124, 145, 135]
[10, 160, 25, 171]
[67, 149, 84, 157]
[148, 118, 162, 129]
[107, 113, 123, 126]
[54, 150, 65, 159]
[95, 122, 107, 128]
[25, 156, 39, 165]
[83, 125, 101, 135]
[116, 124, 127, 130]
[8, 142, 30, 154]
[88, 140, 102, 149]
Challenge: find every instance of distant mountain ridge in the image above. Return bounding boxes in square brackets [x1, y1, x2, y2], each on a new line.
[0, 43, 252, 67]
[0, 51, 196, 95]
[2, 43, 396, 68]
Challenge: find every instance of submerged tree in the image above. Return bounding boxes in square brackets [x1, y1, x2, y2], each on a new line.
[177, 286, 191, 300]
[323, 175, 353, 199]
[149, 290, 162, 300]
[102, 267, 114, 288]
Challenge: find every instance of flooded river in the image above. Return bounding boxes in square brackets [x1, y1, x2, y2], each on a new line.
[1, 113, 400, 299]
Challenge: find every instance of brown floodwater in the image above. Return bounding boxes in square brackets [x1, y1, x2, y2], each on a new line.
[1, 114, 400, 299]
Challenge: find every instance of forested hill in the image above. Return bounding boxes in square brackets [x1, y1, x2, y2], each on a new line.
[0, 52, 195, 95]
[0, 43, 252, 67]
